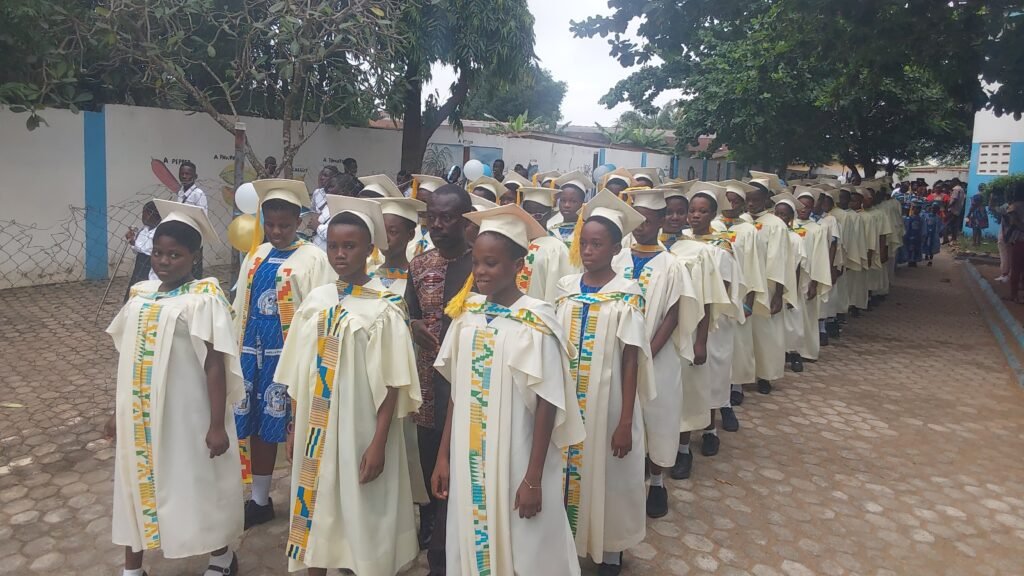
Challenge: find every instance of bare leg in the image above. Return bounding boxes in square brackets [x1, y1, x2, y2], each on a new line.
[307, 568, 328, 576]
[124, 547, 143, 571]
[250, 435, 278, 476]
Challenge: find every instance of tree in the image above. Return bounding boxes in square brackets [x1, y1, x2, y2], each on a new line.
[463, 65, 566, 125]
[572, 0, 1013, 175]
[386, 0, 536, 173]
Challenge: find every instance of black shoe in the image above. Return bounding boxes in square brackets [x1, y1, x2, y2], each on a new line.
[700, 433, 720, 457]
[730, 388, 744, 406]
[927, 260, 933, 267]
[827, 321, 840, 338]
[598, 554, 624, 576]
[243, 498, 275, 530]
[720, 407, 739, 432]
[791, 355, 804, 373]
[820, 332, 829, 347]
[205, 552, 238, 575]
[646, 485, 668, 518]
[837, 312, 848, 325]
[851, 308, 861, 318]
[784, 351, 794, 363]
[757, 379, 772, 394]
[670, 451, 693, 480]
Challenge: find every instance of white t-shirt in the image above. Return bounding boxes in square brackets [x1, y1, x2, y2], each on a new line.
[177, 184, 208, 214]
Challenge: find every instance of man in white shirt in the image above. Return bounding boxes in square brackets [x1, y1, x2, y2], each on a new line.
[176, 161, 207, 276]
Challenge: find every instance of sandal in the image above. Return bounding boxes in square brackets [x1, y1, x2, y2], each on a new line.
[204, 552, 238, 575]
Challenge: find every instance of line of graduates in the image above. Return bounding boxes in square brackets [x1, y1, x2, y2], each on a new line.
[104, 168, 904, 576]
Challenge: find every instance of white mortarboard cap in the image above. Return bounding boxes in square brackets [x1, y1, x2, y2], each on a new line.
[793, 186, 821, 202]
[749, 171, 785, 193]
[326, 195, 388, 249]
[623, 188, 668, 211]
[375, 197, 426, 224]
[519, 187, 558, 208]
[470, 194, 498, 212]
[358, 175, 404, 198]
[153, 199, 218, 245]
[684, 182, 730, 216]
[771, 192, 800, 212]
[412, 174, 447, 194]
[661, 180, 696, 199]
[534, 170, 561, 187]
[601, 168, 635, 189]
[555, 170, 594, 193]
[582, 189, 646, 236]
[470, 176, 504, 199]
[253, 178, 311, 208]
[720, 179, 757, 199]
[627, 168, 662, 187]
[464, 204, 547, 250]
[502, 171, 531, 189]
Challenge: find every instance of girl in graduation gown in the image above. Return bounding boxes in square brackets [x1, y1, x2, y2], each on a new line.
[276, 196, 422, 575]
[105, 200, 243, 576]
[790, 188, 834, 361]
[432, 204, 585, 576]
[556, 190, 656, 575]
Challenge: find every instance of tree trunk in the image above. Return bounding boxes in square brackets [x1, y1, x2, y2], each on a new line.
[400, 63, 426, 173]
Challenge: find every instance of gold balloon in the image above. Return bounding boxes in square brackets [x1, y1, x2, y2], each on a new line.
[227, 214, 259, 252]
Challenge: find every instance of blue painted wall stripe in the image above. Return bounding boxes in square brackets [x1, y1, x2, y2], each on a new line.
[84, 109, 108, 280]
[966, 141, 1024, 237]
[640, 152, 648, 168]
[598, 148, 606, 167]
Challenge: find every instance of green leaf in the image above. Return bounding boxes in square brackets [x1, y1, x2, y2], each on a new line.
[371, 6, 385, 17]
[207, 44, 216, 58]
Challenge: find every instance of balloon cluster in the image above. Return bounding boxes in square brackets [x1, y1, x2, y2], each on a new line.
[592, 163, 617, 183]
[463, 159, 493, 181]
[227, 182, 260, 252]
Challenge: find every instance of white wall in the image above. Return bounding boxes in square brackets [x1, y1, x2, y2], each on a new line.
[972, 109, 1024, 144]
[0, 107, 86, 287]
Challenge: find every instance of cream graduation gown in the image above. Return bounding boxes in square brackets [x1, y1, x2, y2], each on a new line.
[108, 279, 245, 558]
[276, 279, 422, 574]
[555, 275, 655, 560]
[750, 211, 796, 382]
[612, 249, 701, 468]
[792, 220, 833, 360]
[519, 235, 574, 302]
[436, 295, 585, 576]
[712, 216, 764, 385]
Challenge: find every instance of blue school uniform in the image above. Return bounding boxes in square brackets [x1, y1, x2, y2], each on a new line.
[921, 212, 942, 258]
[902, 214, 923, 263]
[235, 247, 293, 443]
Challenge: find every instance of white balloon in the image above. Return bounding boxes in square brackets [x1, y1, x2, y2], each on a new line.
[235, 182, 259, 215]
[463, 159, 485, 181]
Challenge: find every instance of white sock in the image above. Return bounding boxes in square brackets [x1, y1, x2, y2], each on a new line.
[703, 428, 718, 437]
[731, 384, 743, 393]
[819, 320, 826, 333]
[251, 475, 272, 506]
[603, 552, 622, 565]
[678, 443, 690, 455]
[123, 569, 144, 576]
[650, 473, 664, 487]
[204, 547, 233, 576]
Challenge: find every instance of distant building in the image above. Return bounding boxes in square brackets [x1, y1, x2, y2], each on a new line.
[967, 107, 1024, 236]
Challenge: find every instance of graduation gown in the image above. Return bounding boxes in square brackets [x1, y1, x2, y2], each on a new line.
[712, 216, 764, 385]
[407, 225, 435, 263]
[276, 279, 422, 574]
[750, 211, 796, 382]
[792, 220, 833, 360]
[519, 235, 574, 302]
[108, 279, 245, 558]
[436, 295, 585, 576]
[555, 275, 655, 560]
[612, 249, 701, 467]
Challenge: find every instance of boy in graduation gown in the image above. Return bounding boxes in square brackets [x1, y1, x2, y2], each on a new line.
[549, 171, 595, 242]
[601, 168, 635, 197]
[674, 184, 743, 478]
[410, 174, 448, 260]
[357, 174, 406, 269]
[466, 194, 499, 245]
[626, 168, 661, 189]
[534, 170, 561, 189]
[659, 181, 695, 249]
[556, 190, 655, 575]
[107, 200, 244, 576]
[747, 172, 797, 395]
[846, 187, 875, 315]
[791, 187, 833, 361]
[517, 187, 574, 301]
[277, 196, 421, 575]
[614, 189, 701, 518]
[368, 197, 427, 296]
[834, 185, 868, 319]
[501, 170, 531, 206]
[714, 180, 766, 411]
[432, 204, 586, 576]
[233, 179, 336, 528]
[813, 185, 845, 343]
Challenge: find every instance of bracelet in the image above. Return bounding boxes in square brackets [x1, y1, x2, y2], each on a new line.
[522, 478, 542, 490]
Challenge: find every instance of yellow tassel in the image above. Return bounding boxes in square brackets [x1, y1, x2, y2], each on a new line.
[516, 188, 522, 205]
[444, 273, 475, 319]
[411, 178, 419, 200]
[532, 174, 538, 185]
[568, 212, 585, 267]
[549, 180, 557, 190]
[372, 246, 380, 261]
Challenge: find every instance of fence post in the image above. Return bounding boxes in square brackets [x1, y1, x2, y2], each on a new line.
[230, 122, 246, 289]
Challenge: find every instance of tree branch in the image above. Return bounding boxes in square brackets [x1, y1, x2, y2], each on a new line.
[423, 72, 471, 146]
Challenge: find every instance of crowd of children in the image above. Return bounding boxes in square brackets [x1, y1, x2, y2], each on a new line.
[107, 168, 910, 576]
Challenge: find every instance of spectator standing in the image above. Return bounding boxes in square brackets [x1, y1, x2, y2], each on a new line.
[176, 161, 207, 277]
[990, 192, 1011, 282]
[966, 195, 989, 247]
[491, 158, 506, 181]
[122, 201, 161, 302]
[1004, 188, 1024, 303]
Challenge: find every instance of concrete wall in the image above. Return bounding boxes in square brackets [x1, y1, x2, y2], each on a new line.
[0, 104, 683, 288]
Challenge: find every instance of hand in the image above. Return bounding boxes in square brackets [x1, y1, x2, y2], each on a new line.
[125, 228, 137, 244]
[411, 320, 439, 351]
[431, 456, 450, 500]
[692, 341, 708, 366]
[515, 478, 543, 519]
[610, 421, 632, 459]
[103, 414, 116, 442]
[770, 291, 784, 315]
[359, 440, 386, 484]
[807, 283, 818, 300]
[206, 426, 230, 458]
[285, 430, 295, 463]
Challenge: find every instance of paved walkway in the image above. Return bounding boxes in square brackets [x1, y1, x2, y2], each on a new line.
[1, 253, 1023, 575]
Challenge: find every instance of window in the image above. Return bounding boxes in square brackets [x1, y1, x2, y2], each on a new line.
[977, 143, 1011, 176]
